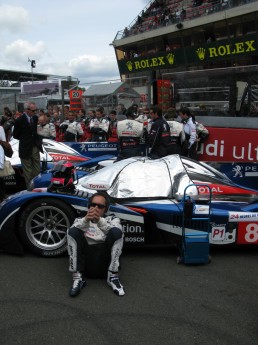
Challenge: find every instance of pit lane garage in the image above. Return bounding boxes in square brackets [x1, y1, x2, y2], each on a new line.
[0, 155, 257, 257]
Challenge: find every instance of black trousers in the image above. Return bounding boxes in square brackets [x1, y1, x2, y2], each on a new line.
[67, 226, 123, 278]
[117, 146, 142, 161]
[0, 178, 5, 201]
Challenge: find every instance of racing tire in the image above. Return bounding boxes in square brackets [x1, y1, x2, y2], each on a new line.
[19, 198, 76, 257]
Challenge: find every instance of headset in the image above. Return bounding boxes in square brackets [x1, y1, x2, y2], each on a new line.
[88, 191, 110, 213]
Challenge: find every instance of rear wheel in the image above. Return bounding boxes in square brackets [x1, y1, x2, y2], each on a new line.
[19, 198, 76, 257]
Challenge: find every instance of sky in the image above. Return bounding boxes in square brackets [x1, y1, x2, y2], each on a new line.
[0, 0, 149, 86]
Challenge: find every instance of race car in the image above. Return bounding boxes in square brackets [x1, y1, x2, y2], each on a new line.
[0, 155, 257, 257]
[4, 138, 112, 191]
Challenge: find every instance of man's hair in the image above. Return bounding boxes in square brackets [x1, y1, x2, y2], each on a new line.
[24, 101, 36, 110]
[150, 105, 162, 117]
[96, 106, 104, 113]
[180, 107, 192, 117]
[88, 192, 110, 212]
[165, 108, 177, 120]
[125, 109, 136, 119]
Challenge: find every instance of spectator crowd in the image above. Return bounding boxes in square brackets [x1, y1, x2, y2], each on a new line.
[1, 103, 202, 161]
[122, 0, 248, 38]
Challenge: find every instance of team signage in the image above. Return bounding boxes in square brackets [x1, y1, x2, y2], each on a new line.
[198, 127, 258, 163]
[118, 35, 257, 74]
[69, 89, 83, 111]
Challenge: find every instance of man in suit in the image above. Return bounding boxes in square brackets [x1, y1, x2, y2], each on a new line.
[13, 101, 43, 189]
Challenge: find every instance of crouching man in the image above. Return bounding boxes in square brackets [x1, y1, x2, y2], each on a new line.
[67, 192, 125, 297]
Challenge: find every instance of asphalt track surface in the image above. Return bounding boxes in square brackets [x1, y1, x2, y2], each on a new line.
[0, 245, 257, 345]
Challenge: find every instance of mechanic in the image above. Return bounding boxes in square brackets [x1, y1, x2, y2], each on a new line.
[59, 111, 84, 142]
[13, 101, 43, 189]
[148, 105, 171, 159]
[37, 114, 56, 140]
[165, 108, 185, 155]
[179, 107, 198, 160]
[67, 192, 125, 297]
[116, 109, 145, 160]
[89, 107, 110, 142]
[107, 110, 118, 142]
[1, 107, 15, 142]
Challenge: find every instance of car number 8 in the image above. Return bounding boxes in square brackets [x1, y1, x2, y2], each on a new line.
[245, 223, 258, 243]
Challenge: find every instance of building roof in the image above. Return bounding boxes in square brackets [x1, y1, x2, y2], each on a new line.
[0, 68, 65, 83]
[84, 82, 132, 96]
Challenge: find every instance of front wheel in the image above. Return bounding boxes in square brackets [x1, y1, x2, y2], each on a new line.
[19, 198, 76, 257]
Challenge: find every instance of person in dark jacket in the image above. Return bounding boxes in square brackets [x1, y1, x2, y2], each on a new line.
[13, 101, 43, 189]
[148, 105, 171, 159]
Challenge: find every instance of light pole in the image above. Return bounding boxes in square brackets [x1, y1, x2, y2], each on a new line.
[28, 58, 36, 84]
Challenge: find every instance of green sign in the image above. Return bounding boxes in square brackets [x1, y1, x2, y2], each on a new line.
[117, 35, 257, 74]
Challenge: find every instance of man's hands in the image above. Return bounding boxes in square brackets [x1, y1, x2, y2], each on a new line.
[86, 207, 101, 223]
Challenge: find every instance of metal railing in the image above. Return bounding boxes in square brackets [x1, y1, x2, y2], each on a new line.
[113, 0, 257, 41]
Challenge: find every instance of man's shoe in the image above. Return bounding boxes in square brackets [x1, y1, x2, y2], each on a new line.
[69, 272, 86, 297]
[107, 271, 125, 296]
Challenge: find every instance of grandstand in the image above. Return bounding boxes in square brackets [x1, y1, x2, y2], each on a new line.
[111, 0, 258, 119]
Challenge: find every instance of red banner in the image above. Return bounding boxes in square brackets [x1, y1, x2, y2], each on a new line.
[157, 80, 171, 110]
[198, 127, 258, 162]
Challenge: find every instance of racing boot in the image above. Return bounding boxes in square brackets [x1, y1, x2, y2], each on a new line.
[107, 271, 125, 296]
[69, 271, 86, 297]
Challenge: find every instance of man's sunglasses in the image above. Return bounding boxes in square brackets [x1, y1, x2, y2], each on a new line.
[89, 202, 106, 209]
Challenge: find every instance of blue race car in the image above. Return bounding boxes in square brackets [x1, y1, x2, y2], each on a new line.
[5, 138, 116, 191]
[0, 155, 257, 257]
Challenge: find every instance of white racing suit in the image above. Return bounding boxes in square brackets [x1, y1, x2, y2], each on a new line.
[89, 117, 110, 142]
[166, 120, 185, 155]
[117, 119, 144, 160]
[59, 120, 84, 141]
[37, 123, 56, 140]
[67, 215, 124, 278]
[182, 117, 198, 160]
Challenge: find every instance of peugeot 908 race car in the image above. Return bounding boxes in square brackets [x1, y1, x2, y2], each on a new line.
[0, 155, 257, 257]
[4, 138, 113, 191]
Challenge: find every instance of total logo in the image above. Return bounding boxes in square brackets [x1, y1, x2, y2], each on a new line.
[197, 186, 223, 194]
[86, 183, 110, 190]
